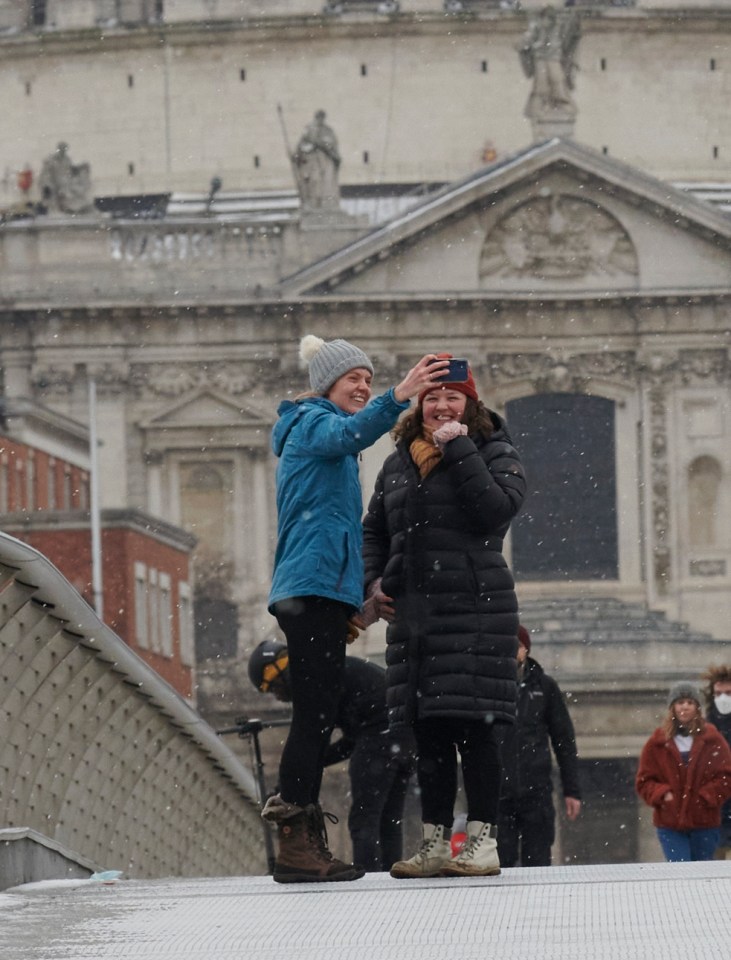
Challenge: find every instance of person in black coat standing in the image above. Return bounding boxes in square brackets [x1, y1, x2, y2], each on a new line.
[703, 664, 731, 858]
[363, 355, 526, 878]
[248, 641, 416, 872]
[497, 625, 582, 867]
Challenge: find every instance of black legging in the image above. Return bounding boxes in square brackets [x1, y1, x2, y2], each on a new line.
[414, 716, 502, 828]
[273, 596, 349, 808]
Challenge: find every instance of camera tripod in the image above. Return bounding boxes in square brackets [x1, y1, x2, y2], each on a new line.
[218, 716, 291, 874]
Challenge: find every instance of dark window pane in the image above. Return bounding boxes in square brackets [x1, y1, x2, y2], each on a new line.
[507, 393, 618, 581]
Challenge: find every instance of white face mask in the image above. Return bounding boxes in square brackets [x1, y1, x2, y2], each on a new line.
[714, 693, 731, 716]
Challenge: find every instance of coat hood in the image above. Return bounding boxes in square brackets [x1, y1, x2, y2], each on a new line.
[271, 396, 344, 457]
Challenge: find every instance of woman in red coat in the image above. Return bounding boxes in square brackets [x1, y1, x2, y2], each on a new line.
[636, 680, 731, 862]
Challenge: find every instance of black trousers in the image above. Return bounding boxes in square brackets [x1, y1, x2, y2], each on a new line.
[273, 596, 349, 808]
[414, 716, 502, 828]
[497, 796, 556, 867]
[348, 733, 416, 871]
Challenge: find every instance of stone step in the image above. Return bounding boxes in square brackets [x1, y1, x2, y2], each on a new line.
[517, 597, 720, 645]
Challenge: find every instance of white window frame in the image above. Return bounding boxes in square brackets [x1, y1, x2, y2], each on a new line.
[178, 582, 194, 667]
[134, 561, 149, 650]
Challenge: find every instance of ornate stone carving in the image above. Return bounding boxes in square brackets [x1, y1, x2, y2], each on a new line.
[87, 362, 130, 396]
[638, 348, 729, 389]
[129, 362, 280, 398]
[647, 384, 671, 596]
[486, 351, 637, 394]
[678, 349, 729, 385]
[31, 365, 77, 396]
[517, 7, 581, 139]
[637, 350, 679, 386]
[479, 193, 638, 283]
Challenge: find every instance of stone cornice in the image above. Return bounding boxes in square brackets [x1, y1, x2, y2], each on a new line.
[2, 10, 731, 58]
[1, 288, 730, 319]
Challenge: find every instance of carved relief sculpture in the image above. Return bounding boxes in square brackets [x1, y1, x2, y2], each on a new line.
[38, 142, 94, 215]
[479, 193, 638, 285]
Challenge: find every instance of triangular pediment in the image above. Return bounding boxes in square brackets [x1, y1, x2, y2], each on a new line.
[279, 139, 731, 299]
[139, 388, 268, 430]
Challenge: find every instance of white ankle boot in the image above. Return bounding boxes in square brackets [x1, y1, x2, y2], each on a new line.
[442, 821, 501, 877]
[390, 823, 452, 879]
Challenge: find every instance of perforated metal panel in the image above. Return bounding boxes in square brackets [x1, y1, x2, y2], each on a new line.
[0, 538, 267, 879]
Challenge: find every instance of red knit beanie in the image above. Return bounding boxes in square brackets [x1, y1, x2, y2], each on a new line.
[418, 353, 479, 405]
[517, 625, 531, 653]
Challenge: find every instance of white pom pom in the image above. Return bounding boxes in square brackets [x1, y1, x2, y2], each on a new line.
[299, 334, 324, 364]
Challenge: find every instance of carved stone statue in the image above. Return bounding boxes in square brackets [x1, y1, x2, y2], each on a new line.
[292, 110, 341, 212]
[38, 141, 94, 215]
[518, 7, 581, 139]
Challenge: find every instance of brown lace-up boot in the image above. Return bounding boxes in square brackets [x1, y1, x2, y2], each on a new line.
[261, 795, 364, 884]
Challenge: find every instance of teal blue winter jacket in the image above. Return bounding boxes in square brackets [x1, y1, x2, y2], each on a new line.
[268, 390, 409, 613]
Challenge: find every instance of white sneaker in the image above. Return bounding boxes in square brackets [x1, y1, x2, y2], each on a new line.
[390, 824, 452, 878]
[441, 821, 501, 877]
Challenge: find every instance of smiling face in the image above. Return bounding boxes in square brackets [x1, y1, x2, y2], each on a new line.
[326, 367, 373, 414]
[672, 698, 700, 726]
[421, 387, 468, 432]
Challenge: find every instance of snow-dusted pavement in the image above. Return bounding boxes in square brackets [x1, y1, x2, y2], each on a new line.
[1, 861, 729, 960]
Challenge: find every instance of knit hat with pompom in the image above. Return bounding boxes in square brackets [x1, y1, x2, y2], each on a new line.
[300, 335, 374, 395]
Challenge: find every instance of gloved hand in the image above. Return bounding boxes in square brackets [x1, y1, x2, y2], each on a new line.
[365, 577, 396, 623]
[432, 421, 468, 450]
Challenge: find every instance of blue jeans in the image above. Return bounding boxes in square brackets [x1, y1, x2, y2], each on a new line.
[656, 827, 720, 862]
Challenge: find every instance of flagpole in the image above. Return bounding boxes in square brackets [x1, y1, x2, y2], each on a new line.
[89, 378, 104, 620]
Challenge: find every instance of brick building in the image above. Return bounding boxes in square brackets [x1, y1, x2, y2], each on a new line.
[0, 398, 196, 700]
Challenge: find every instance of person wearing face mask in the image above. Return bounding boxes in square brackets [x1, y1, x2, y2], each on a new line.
[703, 665, 731, 858]
[635, 681, 731, 862]
[362, 354, 526, 878]
[262, 335, 446, 884]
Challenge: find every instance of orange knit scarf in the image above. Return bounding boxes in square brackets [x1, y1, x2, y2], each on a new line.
[410, 427, 442, 478]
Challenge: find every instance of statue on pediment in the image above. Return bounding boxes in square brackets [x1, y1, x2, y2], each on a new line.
[518, 7, 581, 138]
[292, 110, 341, 212]
[38, 141, 94, 215]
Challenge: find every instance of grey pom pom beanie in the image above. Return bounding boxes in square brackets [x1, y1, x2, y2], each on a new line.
[667, 680, 703, 708]
[300, 334, 374, 395]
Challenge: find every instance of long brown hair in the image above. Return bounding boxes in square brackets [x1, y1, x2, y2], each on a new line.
[662, 703, 705, 739]
[393, 397, 496, 446]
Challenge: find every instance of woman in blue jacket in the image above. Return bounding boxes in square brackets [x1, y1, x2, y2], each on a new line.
[262, 334, 443, 884]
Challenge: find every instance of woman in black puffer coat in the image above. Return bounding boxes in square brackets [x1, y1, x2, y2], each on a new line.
[362, 357, 526, 878]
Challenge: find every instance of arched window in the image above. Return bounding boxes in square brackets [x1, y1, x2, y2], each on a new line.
[180, 462, 233, 555]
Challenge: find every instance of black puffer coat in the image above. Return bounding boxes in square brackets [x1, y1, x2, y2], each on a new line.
[362, 413, 526, 727]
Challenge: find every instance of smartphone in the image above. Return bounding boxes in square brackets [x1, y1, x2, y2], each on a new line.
[432, 358, 469, 383]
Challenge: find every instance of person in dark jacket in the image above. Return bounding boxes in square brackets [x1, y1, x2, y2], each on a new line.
[496, 625, 582, 867]
[249, 640, 416, 872]
[363, 355, 526, 878]
[703, 665, 731, 857]
[262, 334, 444, 884]
[636, 680, 731, 862]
